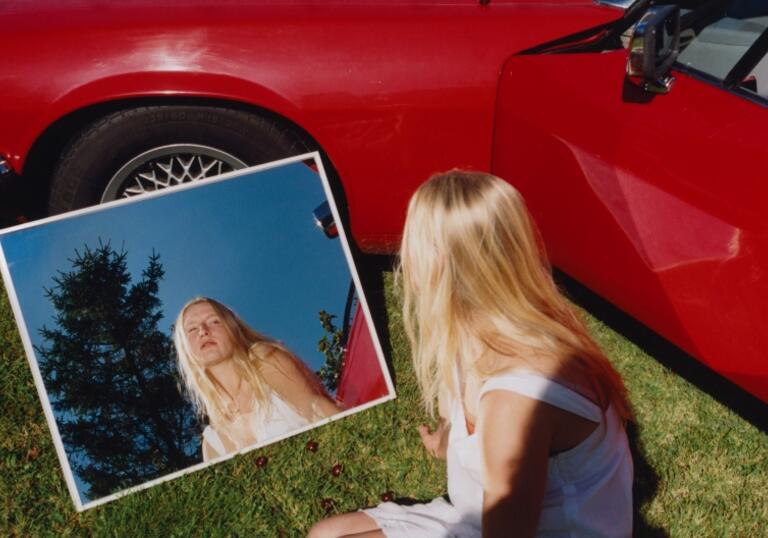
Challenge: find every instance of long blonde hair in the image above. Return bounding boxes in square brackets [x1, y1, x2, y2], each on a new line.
[398, 171, 632, 422]
[173, 297, 324, 429]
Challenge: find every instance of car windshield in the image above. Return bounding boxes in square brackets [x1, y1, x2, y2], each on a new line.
[676, 0, 768, 96]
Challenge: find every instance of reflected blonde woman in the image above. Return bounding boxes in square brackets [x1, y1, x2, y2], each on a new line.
[310, 171, 633, 537]
[174, 297, 342, 461]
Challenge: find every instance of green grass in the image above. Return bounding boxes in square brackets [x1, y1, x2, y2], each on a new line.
[1, 274, 766, 537]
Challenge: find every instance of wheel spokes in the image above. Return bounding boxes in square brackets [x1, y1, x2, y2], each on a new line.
[119, 153, 237, 198]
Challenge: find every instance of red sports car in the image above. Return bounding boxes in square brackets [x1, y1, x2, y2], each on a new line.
[1, 0, 766, 402]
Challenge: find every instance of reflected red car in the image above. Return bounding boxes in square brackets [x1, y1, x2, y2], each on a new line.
[1, 0, 767, 402]
[337, 306, 389, 409]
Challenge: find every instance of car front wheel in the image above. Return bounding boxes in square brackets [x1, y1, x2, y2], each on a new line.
[48, 105, 308, 213]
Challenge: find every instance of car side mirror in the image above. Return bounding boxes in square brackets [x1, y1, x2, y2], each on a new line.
[627, 5, 680, 94]
[313, 201, 338, 239]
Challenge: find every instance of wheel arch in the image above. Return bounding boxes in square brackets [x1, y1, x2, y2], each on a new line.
[23, 95, 351, 228]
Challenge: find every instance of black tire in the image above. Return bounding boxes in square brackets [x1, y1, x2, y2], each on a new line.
[48, 106, 309, 214]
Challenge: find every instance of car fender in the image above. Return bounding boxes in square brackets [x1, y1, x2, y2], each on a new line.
[9, 71, 314, 172]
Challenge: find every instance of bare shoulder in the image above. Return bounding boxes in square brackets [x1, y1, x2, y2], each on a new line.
[479, 386, 560, 440]
[481, 348, 599, 404]
[254, 344, 342, 417]
[256, 346, 323, 397]
[477, 389, 556, 499]
[251, 341, 280, 361]
[256, 346, 302, 381]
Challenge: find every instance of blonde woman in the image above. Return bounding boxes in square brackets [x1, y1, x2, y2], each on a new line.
[310, 171, 633, 537]
[174, 297, 342, 461]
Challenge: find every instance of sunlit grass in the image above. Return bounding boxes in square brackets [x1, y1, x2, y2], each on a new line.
[1, 273, 766, 537]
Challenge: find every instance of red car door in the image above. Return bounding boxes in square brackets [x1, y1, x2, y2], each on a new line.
[493, 2, 768, 402]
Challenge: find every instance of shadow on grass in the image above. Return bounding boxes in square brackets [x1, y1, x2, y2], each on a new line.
[555, 270, 768, 436]
[627, 422, 668, 537]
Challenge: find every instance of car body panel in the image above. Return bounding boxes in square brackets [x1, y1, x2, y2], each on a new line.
[0, 1, 619, 249]
[494, 50, 768, 401]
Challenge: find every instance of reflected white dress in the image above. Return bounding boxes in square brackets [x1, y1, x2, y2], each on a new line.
[363, 369, 633, 537]
[202, 390, 309, 457]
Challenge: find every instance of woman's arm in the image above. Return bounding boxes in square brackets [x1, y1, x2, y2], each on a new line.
[478, 390, 557, 538]
[201, 425, 234, 462]
[202, 437, 219, 462]
[260, 349, 343, 419]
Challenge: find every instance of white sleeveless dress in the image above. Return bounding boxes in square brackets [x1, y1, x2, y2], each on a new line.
[202, 390, 309, 458]
[363, 369, 633, 537]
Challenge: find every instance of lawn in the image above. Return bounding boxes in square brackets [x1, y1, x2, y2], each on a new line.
[1, 272, 766, 537]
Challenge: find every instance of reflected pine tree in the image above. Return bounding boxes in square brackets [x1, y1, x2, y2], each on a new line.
[36, 242, 200, 500]
[317, 282, 356, 393]
[316, 310, 345, 393]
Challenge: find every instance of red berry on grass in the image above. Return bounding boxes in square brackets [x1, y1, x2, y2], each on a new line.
[256, 456, 268, 468]
[331, 463, 343, 477]
[321, 498, 334, 512]
[306, 441, 319, 453]
[25, 446, 41, 462]
[380, 491, 394, 502]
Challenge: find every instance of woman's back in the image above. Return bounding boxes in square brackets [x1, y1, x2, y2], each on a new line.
[447, 368, 633, 537]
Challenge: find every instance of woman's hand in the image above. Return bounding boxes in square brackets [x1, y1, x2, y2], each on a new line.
[418, 420, 450, 460]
